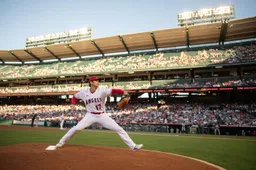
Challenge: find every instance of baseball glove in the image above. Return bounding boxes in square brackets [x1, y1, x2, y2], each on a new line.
[117, 95, 130, 109]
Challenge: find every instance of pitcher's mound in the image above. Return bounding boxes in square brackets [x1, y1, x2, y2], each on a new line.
[0, 144, 224, 170]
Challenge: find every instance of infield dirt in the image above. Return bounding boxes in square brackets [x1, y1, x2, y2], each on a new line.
[0, 125, 226, 170]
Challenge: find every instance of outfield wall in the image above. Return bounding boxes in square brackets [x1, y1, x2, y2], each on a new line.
[0, 120, 13, 125]
[59, 120, 256, 136]
[1, 120, 255, 136]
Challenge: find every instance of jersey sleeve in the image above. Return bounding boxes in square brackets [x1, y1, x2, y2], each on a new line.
[74, 90, 84, 99]
[102, 87, 112, 97]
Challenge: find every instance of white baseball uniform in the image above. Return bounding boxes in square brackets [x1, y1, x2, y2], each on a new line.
[58, 87, 137, 149]
[60, 114, 65, 130]
[35, 115, 40, 127]
[181, 123, 186, 132]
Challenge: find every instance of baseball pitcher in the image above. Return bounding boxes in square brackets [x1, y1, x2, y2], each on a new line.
[55, 76, 143, 151]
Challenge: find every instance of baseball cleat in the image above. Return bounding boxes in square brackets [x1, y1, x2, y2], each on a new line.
[45, 145, 57, 150]
[133, 144, 143, 151]
[56, 142, 64, 148]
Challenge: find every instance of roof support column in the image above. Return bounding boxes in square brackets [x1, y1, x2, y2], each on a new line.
[65, 44, 81, 59]
[91, 40, 104, 57]
[219, 20, 228, 45]
[8, 51, 23, 63]
[44, 47, 60, 61]
[0, 58, 4, 64]
[150, 32, 159, 52]
[24, 49, 42, 63]
[185, 27, 190, 48]
[118, 35, 130, 54]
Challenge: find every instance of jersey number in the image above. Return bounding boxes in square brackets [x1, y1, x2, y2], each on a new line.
[96, 104, 101, 110]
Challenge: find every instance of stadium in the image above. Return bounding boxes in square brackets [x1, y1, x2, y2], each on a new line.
[0, 2, 256, 170]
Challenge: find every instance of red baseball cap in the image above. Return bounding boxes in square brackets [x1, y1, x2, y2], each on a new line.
[89, 76, 99, 82]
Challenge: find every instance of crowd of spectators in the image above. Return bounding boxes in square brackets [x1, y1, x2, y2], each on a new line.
[0, 103, 255, 127]
[0, 84, 83, 93]
[152, 77, 256, 89]
[1, 77, 255, 93]
[108, 103, 256, 126]
[0, 105, 84, 122]
[0, 45, 255, 80]
[212, 45, 256, 64]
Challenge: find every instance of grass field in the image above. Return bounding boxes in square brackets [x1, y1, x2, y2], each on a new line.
[0, 127, 255, 170]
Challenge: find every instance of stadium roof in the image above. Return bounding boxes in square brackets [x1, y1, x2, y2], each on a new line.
[0, 17, 255, 63]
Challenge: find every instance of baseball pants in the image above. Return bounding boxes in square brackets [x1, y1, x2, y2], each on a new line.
[60, 120, 64, 129]
[58, 113, 136, 149]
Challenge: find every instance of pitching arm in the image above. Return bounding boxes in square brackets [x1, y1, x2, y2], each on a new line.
[111, 89, 129, 96]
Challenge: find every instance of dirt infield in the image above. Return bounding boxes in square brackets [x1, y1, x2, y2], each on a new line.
[0, 144, 225, 170]
[0, 125, 226, 170]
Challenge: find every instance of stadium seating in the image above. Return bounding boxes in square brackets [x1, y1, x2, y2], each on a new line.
[1, 103, 255, 127]
[0, 45, 255, 80]
[0, 76, 255, 93]
[114, 81, 150, 90]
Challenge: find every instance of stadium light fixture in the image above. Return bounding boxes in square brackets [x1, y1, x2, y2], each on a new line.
[79, 27, 88, 34]
[177, 5, 235, 26]
[183, 12, 193, 20]
[25, 27, 92, 48]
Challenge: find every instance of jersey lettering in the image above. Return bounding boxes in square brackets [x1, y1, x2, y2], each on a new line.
[85, 97, 102, 104]
[95, 104, 101, 110]
[75, 87, 112, 113]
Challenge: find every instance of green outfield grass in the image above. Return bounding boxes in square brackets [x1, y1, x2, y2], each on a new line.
[0, 128, 255, 170]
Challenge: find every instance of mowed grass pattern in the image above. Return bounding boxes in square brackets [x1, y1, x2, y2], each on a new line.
[0, 128, 255, 170]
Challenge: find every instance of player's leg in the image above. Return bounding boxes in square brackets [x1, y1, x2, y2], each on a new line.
[60, 120, 64, 129]
[57, 113, 94, 147]
[98, 114, 142, 150]
[31, 118, 34, 127]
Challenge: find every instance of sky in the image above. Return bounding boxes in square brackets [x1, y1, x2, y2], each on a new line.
[0, 0, 255, 50]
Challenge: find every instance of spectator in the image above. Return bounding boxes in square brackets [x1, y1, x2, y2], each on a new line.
[214, 124, 220, 135]
[31, 113, 37, 127]
[181, 121, 186, 133]
[241, 130, 246, 136]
